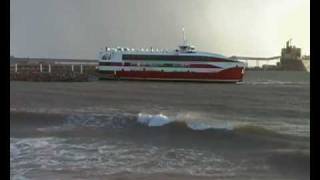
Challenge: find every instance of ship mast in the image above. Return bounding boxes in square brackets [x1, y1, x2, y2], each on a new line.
[179, 28, 195, 53]
[182, 27, 187, 45]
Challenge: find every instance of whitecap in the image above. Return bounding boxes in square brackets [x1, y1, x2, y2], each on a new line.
[186, 122, 211, 130]
[137, 113, 171, 127]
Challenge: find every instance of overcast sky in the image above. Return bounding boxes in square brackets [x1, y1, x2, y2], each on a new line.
[10, 0, 310, 59]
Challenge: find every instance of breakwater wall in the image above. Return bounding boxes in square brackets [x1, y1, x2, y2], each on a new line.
[10, 63, 98, 82]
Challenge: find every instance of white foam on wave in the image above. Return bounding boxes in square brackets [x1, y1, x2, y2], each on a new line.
[137, 113, 236, 131]
[187, 122, 212, 130]
[187, 121, 234, 131]
[137, 113, 172, 127]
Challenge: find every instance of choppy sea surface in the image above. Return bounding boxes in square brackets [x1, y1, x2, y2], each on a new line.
[10, 71, 310, 180]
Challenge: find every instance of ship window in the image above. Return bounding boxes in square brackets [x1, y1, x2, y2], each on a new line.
[122, 54, 231, 62]
[99, 62, 112, 66]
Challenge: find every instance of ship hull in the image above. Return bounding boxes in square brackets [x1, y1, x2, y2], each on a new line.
[98, 67, 244, 83]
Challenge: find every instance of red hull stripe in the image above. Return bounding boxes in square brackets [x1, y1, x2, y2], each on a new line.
[99, 67, 244, 82]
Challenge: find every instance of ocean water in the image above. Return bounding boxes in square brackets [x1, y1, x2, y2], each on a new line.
[10, 71, 310, 180]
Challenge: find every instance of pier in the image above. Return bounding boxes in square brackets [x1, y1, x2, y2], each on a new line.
[10, 59, 98, 81]
[231, 40, 310, 72]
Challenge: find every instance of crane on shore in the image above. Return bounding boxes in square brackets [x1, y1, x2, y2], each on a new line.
[230, 56, 281, 67]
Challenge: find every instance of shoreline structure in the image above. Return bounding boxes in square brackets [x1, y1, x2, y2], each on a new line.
[10, 58, 98, 81]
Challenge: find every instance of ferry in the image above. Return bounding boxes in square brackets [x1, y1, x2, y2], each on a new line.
[97, 30, 245, 82]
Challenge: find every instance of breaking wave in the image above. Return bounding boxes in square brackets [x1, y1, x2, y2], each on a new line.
[11, 111, 309, 179]
[19, 112, 307, 145]
[137, 113, 172, 127]
[33, 112, 238, 133]
[10, 111, 309, 150]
